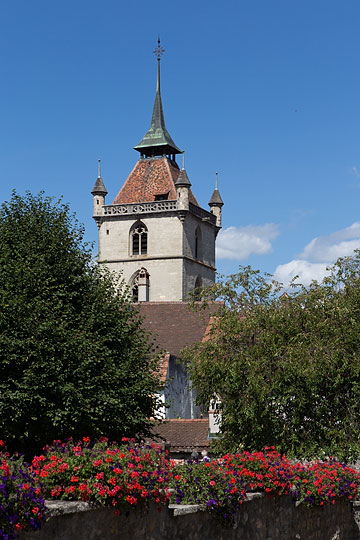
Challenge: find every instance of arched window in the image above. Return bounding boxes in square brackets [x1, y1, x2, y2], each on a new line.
[130, 222, 148, 255]
[129, 268, 150, 302]
[195, 227, 201, 260]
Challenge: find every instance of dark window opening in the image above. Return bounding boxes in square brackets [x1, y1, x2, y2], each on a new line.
[133, 234, 140, 254]
[141, 233, 147, 254]
[131, 223, 148, 255]
[195, 227, 201, 260]
[132, 284, 139, 302]
[154, 193, 169, 201]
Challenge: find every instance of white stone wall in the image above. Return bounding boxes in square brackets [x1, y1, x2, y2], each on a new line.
[183, 214, 216, 267]
[98, 214, 184, 301]
[96, 209, 216, 301]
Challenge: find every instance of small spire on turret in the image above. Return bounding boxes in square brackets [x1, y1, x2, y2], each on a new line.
[209, 171, 224, 207]
[208, 171, 224, 228]
[91, 159, 107, 196]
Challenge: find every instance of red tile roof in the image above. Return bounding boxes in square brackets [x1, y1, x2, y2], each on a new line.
[138, 302, 222, 358]
[157, 353, 170, 384]
[151, 419, 210, 452]
[113, 157, 199, 206]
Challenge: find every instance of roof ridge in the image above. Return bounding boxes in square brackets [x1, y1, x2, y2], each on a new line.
[159, 418, 208, 423]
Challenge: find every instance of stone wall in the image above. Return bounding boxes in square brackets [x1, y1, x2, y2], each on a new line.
[19, 494, 360, 540]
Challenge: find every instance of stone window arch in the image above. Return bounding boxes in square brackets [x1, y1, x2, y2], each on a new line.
[129, 268, 150, 302]
[130, 221, 148, 256]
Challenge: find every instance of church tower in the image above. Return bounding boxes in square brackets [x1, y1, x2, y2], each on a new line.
[91, 40, 223, 302]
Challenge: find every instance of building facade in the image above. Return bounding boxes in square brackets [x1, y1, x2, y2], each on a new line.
[91, 40, 223, 302]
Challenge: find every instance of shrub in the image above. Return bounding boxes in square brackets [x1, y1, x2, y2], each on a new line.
[0, 192, 161, 457]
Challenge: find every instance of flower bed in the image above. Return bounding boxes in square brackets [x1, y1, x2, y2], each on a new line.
[1, 439, 360, 537]
[31, 437, 171, 509]
[169, 447, 360, 523]
[0, 441, 46, 540]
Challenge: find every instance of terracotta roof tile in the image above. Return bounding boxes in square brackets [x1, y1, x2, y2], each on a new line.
[157, 353, 170, 384]
[113, 157, 199, 206]
[138, 302, 222, 358]
[151, 419, 210, 452]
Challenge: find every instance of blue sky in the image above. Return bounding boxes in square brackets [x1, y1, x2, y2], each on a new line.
[1, 0, 360, 287]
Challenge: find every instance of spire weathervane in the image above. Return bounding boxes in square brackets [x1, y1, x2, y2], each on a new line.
[153, 37, 165, 60]
[153, 37, 164, 92]
[98, 159, 101, 178]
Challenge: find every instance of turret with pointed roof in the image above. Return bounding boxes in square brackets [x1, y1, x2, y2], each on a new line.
[91, 159, 107, 228]
[208, 172, 223, 228]
[134, 39, 182, 160]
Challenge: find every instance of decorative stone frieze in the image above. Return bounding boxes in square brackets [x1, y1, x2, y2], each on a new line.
[103, 200, 178, 216]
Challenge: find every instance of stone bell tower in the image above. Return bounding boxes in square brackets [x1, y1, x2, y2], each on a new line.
[91, 40, 223, 302]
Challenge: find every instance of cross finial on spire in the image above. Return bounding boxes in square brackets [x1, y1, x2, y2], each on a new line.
[153, 37, 165, 61]
[182, 151, 185, 170]
[215, 171, 219, 190]
[98, 159, 101, 178]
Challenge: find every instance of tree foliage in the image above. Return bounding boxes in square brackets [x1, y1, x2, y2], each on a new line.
[0, 191, 160, 455]
[185, 260, 360, 460]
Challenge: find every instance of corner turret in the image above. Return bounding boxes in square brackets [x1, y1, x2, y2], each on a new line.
[91, 159, 107, 227]
[175, 161, 191, 212]
[208, 172, 224, 228]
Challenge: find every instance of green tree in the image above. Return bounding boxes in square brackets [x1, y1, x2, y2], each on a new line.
[0, 191, 160, 455]
[185, 260, 360, 460]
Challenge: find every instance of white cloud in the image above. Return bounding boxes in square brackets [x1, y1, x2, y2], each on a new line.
[274, 222, 360, 287]
[350, 166, 360, 178]
[216, 224, 280, 260]
[273, 260, 330, 287]
[300, 222, 360, 262]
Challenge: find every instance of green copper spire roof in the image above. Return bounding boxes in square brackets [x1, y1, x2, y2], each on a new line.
[134, 39, 182, 158]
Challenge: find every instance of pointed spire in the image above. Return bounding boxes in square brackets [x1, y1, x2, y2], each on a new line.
[209, 171, 224, 206]
[91, 158, 108, 195]
[134, 38, 182, 159]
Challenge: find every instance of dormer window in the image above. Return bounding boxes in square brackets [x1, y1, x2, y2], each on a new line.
[131, 222, 148, 255]
[154, 192, 169, 201]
